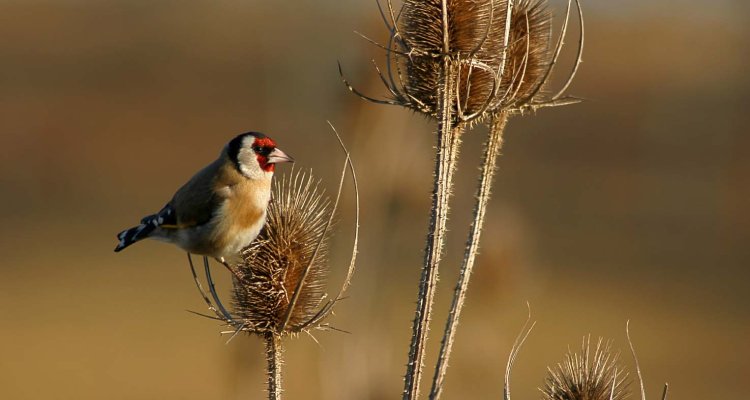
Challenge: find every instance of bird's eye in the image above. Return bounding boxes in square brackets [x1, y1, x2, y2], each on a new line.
[253, 146, 272, 156]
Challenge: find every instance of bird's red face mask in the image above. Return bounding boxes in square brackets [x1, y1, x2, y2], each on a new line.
[253, 137, 294, 172]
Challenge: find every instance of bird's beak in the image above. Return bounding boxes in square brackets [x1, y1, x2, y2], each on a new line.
[267, 148, 294, 164]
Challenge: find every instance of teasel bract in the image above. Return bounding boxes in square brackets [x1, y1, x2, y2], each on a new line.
[188, 132, 358, 400]
[341, 1, 583, 399]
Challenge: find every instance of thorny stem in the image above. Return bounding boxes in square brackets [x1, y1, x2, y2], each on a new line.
[429, 112, 509, 400]
[403, 57, 463, 400]
[265, 333, 283, 400]
[402, 2, 462, 397]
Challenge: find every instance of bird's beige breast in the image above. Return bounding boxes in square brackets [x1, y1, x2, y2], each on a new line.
[212, 178, 272, 258]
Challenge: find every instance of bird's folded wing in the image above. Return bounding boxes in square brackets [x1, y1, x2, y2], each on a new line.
[168, 159, 226, 229]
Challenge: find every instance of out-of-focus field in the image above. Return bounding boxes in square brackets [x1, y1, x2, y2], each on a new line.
[0, 1, 748, 399]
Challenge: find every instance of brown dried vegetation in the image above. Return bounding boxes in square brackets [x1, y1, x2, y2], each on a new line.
[341, 1, 585, 399]
[232, 171, 332, 334]
[400, 0, 553, 119]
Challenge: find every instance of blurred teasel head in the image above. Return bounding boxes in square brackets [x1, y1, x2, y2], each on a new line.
[541, 336, 630, 400]
[342, 0, 583, 124]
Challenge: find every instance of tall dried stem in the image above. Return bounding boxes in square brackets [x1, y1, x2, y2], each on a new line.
[429, 112, 508, 399]
[342, 1, 584, 398]
[404, 58, 464, 400]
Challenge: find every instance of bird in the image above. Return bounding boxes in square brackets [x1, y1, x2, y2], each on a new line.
[114, 132, 293, 263]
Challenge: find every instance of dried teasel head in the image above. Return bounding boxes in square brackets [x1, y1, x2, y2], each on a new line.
[341, 0, 583, 122]
[231, 170, 334, 335]
[399, 0, 552, 117]
[396, 0, 508, 118]
[541, 336, 630, 400]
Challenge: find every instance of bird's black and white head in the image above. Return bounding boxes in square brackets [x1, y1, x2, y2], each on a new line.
[227, 132, 293, 179]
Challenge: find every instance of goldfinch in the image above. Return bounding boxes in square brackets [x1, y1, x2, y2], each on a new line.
[114, 132, 293, 261]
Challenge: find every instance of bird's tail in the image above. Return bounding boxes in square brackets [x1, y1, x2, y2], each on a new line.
[114, 223, 156, 252]
[115, 206, 173, 252]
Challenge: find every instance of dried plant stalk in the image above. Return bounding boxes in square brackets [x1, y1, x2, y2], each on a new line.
[342, 1, 583, 398]
[404, 65, 464, 399]
[429, 1, 584, 396]
[430, 112, 508, 399]
[541, 336, 630, 400]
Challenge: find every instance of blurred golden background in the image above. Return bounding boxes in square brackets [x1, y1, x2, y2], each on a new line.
[0, 1, 748, 399]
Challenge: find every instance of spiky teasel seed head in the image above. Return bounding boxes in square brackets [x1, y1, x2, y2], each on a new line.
[342, 0, 582, 123]
[541, 336, 630, 400]
[232, 170, 333, 336]
[398, 0, 552, 120]
[397, 0, 504, 117]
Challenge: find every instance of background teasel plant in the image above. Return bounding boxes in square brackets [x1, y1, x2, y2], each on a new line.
[341, 0, 583, 398]
[540, 336, 630, 400]
[188, 134, 359, 400]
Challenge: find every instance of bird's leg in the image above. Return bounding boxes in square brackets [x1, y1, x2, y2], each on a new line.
[202, 256, 235, 324]
[187, 252, 227, 320]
